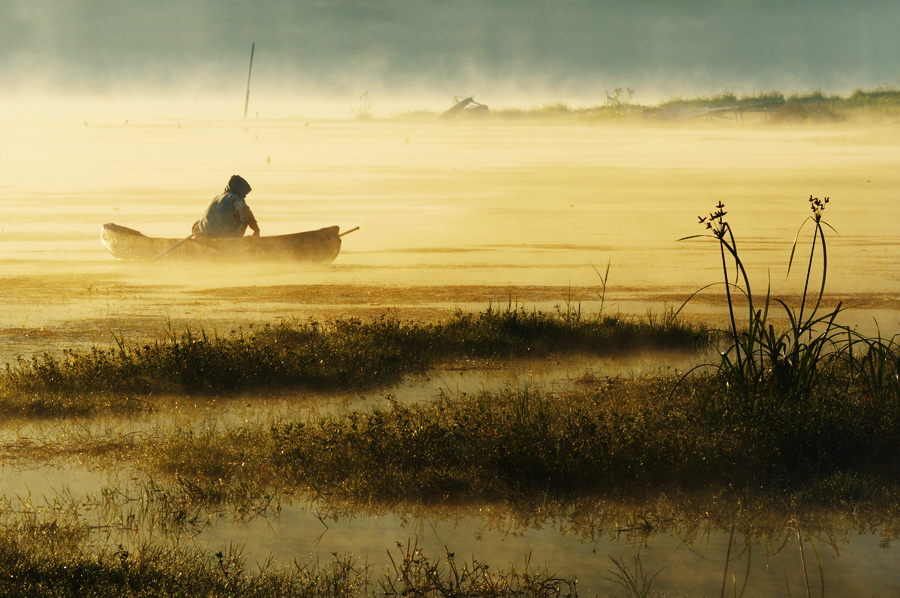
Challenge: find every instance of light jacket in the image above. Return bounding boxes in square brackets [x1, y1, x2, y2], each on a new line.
[194, 192, 256, 238]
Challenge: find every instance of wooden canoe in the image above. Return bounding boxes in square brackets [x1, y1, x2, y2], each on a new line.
[101, 223, 342, 263]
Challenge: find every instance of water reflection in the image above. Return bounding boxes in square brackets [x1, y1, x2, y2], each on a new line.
[181, 492, 900, 596]
[2, 444, 899, 595]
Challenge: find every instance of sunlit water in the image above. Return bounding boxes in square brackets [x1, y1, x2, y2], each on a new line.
[2, 117, 899, 362]
[2, 115, 900, 594]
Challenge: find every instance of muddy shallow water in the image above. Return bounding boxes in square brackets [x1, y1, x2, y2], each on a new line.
[2, 115, 900, 594]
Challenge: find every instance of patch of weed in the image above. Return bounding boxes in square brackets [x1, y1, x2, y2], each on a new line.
[0, 308, 704, 418]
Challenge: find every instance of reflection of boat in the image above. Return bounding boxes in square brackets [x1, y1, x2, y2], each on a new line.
[101, 223, 343, 263]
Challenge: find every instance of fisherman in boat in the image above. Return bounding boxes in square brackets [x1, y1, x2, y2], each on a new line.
[192, 174, 260, 238]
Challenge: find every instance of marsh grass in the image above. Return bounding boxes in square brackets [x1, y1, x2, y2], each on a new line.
[2, 477, 892, 597]
[843, 328, 900, 403]
[0, 503, 578, 598]
[0, 510, 368, 598]
[381, 540, 577, 598]
[111, 373, 899, 512]
[605, 554, 662, 598]
[666, 198, 900, 502]
[0, 307, 703, 417]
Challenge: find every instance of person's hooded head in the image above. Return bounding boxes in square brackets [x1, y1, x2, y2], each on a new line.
[225, 175, 252, 197]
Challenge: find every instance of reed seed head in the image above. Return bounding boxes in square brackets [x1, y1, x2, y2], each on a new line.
[808, 195, 829, 221]
[698, 201, 728, 238]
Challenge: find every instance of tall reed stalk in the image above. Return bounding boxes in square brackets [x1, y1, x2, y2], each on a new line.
[681, 196, 845, 403]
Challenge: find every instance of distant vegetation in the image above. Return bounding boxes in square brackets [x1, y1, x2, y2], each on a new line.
[411, 86, 900, 123]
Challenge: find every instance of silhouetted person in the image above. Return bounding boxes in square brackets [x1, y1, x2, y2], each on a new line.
[192, 175, 260, 238]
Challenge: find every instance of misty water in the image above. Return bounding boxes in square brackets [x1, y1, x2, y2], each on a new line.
[2, 115, 900, 595]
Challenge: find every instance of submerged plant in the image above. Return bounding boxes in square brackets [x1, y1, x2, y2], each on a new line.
[604, 553, 663, 598]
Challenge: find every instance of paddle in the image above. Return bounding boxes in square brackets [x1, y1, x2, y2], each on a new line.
[153, 233, 194, 260]
[339, 226, 360, 237]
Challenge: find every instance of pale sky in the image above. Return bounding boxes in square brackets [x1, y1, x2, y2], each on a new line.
[3, 1, 898, 112]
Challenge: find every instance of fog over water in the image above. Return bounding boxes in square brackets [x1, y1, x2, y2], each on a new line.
[3, 1, 900, 117]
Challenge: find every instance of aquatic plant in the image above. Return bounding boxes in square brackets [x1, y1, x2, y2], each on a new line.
[605, 553, 663, 598]
[381, 540, 577, 598]
[0, 503, 367, 598]
[681, 196, 846, 404]
[353, 90, 374, 120]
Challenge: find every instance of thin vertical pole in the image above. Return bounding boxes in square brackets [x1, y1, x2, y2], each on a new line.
[243, 42, 255, 119]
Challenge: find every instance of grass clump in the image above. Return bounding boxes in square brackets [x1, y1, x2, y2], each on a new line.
[270, 384, 900, 503]
[0, 308, 703, 417]
[0, 509, 576, 598]
[0, 505, 370, 598]
[380, 541, 577, 598]
[682, 195, 899, 406]
[681, 196, 844, 402]
[263, 383, 690, 501]
[130, 374, 900, 509]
